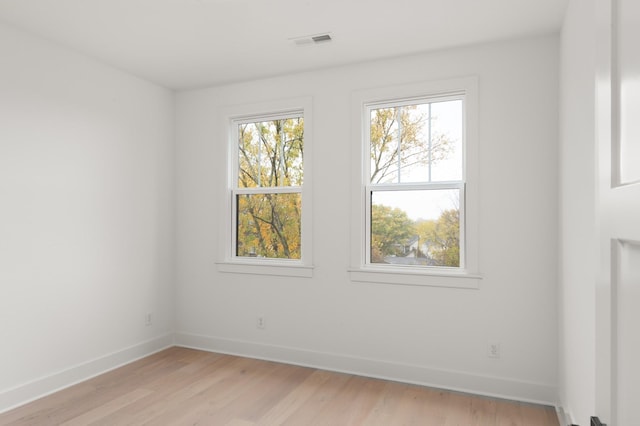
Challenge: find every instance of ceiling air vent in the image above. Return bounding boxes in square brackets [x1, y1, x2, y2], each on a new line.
[291, 33, 332, 46]
[312, 34, 331, 43]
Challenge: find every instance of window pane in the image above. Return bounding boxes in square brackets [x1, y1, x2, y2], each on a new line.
[430, 100, 463, 181]
[370, 107, 400, 183]
[238, 117, 304, 188]
[369, 100, 462, 184]
[236, 193, 301, 259]
[371, 189, 460, 267]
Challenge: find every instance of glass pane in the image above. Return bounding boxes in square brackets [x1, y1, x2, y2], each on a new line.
[236, 193, 301, 259]
[371, 189, 460, 267]
[430, 100, 463, 181]
[370, 107, 400, 183]
[369, 100, 462, 184]
[238, 117, 304, 188]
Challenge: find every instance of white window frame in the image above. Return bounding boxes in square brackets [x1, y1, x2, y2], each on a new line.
[217, 97, 313, 278]
[349, 78, 480, 289]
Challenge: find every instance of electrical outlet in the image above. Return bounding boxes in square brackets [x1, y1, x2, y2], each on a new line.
[488, 342, 501, 358]
[257, 316, 266, 329]
[145, 313, 152, 327]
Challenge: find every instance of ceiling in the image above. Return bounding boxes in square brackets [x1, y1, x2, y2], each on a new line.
[0, 0, 568, 89]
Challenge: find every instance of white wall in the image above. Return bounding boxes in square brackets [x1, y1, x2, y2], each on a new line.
[558, 0, 597, 424]
[175, 35, 560, 404]
[0, 23, 175, 411]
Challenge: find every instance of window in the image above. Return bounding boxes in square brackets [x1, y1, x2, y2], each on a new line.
[368, 97, 464, 267]
[234, 114, 303, 259]
[218, 98, 313, 277]
[350, 78, 479, 288]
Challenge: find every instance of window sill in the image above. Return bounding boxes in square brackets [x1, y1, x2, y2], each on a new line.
[348, 266, 481, 289]
[217, 261, 314, 278]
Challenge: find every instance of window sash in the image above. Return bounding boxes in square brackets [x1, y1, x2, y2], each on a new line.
[231, 112, 305, 263]
[365, 95, 466, 186]
[365, 93, 463, 111]
[365, 183, 466, 268]
[367, 182, 463, 192]
[364, 94, 466, 270]
[232, 190, 302, 260]
[218, 97, 313, 277]
[232, 111, 302, 126]
[233, 186, 302, 195]
[350, 77, 478, 286]
[234, 114, 304, 190]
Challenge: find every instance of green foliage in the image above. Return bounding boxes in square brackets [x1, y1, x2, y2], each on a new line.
[416, 209, 460, 267]
[369, 101, 460, 267]
[235, 104, 459, 263]
[370, 204, 415, 263]
[372, 204, 460, 267]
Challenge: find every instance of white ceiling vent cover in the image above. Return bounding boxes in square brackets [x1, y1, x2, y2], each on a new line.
[291, 33, 333, 46]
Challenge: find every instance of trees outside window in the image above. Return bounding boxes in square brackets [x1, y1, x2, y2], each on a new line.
[367, 97, 465, 268]
[220, 97, 313, 277]
[233, 114, 304, 260]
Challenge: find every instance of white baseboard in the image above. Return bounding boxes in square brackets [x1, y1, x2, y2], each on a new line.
[0, 333, 174, 414]
[174, 332, 557, 406]
[1, 332, 558, 414]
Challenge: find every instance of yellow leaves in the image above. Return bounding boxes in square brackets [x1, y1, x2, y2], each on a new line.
[416, 209, 460, 267]
[235, 116, 305, 260]
[237, 118, 304, 188]
[236, 193, 302, 259]
[369, 103, 453, 184]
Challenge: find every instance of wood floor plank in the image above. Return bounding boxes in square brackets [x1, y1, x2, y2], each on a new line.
[225, 419, 255, 426]
[59, 388, 153, 426]
[469, 393, 498, 425]
[90, 352, 241, 425]
[0, 382, 97, 425]
[140, 358, 293, 425]
[443, 391, 474, 425]
[136, 356, 265, 425]
[309, 375, 387, 425]
[228, 364, 315, 423]
[280, 372, 352, 425]
[0, 347, 559, 426]
[188, 362, 313, 425]
[43, 355, 179, 424]
[256, 370, 334, 424]
[359, 380, 414, 425]
[390, 385, 450, 425]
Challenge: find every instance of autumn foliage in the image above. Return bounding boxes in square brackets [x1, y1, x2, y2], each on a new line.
[236, 117, 303, 259]
[369, 103, 461, 267]
[235, 101, 461, 267]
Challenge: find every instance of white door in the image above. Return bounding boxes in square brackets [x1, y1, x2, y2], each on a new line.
[595, 0, 640, 424]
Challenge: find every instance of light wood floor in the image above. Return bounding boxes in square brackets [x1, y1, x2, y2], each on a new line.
[0, 347, 559, 425]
